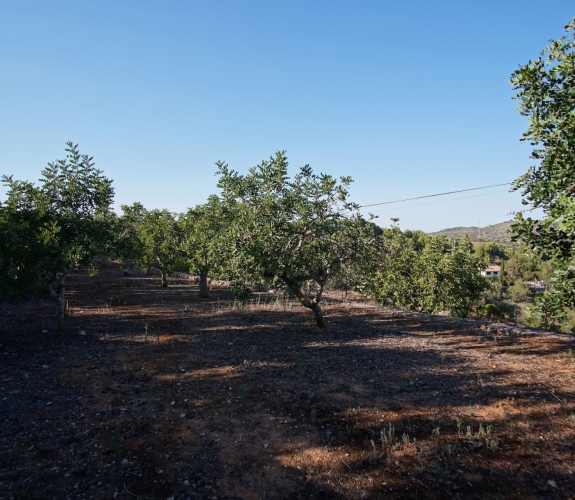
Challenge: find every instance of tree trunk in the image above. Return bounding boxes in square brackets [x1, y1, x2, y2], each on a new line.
[310, 301, 325, 328]
[294, 286, 325, 328]
[199, 269, 209, 298]
[160, 269, 168, 287]
[49, 271, 69, 330]
[279, 273, 326, 328]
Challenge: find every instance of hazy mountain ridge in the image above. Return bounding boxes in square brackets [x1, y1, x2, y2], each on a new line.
[430, 220, 514, 243]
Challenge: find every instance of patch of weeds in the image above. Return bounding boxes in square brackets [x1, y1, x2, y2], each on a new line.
[370, 438, 379, 460]
[456, 417, 464, 437]
[486, 436, 499, 451]
[123, 362, 135, 380]
[110, 423, 123, 461]
[101, 298, 113, 313]
[380, 422, 395, 446]
[464, 422, 499, 451]
[567, 348, 575, 363]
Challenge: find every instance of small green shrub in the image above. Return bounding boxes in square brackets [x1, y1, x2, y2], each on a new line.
[229, 282, 252, 302]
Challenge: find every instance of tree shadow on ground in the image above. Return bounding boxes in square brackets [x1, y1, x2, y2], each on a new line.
[2, 268, 575, 499]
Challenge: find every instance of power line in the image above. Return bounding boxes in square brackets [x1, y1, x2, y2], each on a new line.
[369, 189, 510, 214]
[359, 182, 511, 209]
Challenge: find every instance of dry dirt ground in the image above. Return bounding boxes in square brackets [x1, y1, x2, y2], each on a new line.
[1, 264, 575, 500]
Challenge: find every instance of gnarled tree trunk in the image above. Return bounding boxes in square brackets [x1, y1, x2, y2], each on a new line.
[48, 271, 69, 330]
[294, 284, 326, 328]
[278, 273, 327, 328]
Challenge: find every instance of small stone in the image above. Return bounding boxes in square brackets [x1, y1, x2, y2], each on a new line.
[42, 330, 48, 333]
[170, 401, 175, 406]
[121, 458, 130, 468]
[180, 413, 186, 418]
[548, 480, 557, 488]
[264, 443, 270, 449]
[78, 330, 86, 336]
[42, 365, 49, 369]
[184, 480, 190, 486]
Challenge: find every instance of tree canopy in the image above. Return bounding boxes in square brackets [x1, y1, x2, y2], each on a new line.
[0, 142, 115, 328]
[216, 151, 379, 327]
[511, 16, 575, 327]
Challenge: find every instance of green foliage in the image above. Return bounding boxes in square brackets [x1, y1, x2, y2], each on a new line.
[0, 142, 114, 327]
[216, 151, 379, 327]
[180, 196, 232, 297]
[113, 202, 145, 274]
[373, 228, 487, 318]
[474, 242, 506, 265]
[228, 282, 252, 302]
[137, 209, 182, 287]
[511, 17, 575, 327]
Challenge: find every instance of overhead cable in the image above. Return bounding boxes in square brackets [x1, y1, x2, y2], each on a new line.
[359, 182, 511, 209]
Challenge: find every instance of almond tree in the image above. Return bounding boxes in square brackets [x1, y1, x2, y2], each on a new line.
[511, 17, 575, 327]
[180, 196, 231, 297]
[137, 208, 182, 287]
[0, 142, 114, 329]
[113, 202, 146, 275]
[216, 151, 379, 327]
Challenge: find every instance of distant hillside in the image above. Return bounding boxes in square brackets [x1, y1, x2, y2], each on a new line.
[430, 220, 514, 243]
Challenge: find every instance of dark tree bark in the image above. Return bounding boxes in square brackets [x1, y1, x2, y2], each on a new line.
[199, 268, 209, 298]
[159, 269, 168, 287]
[48, 271, 69, 330]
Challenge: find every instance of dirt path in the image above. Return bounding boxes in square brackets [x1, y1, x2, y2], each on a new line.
[1, 265, 574, 499]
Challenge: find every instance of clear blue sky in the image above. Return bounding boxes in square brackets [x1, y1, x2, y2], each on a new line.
[1, 1, 572, 232]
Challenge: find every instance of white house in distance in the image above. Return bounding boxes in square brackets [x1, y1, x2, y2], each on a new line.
[481, 265, 501, 278]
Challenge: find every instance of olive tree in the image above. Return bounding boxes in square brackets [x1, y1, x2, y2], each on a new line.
[511, 17, 575, 327]
[0, 142, 114, 328]
[216, 151, 379, 327]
